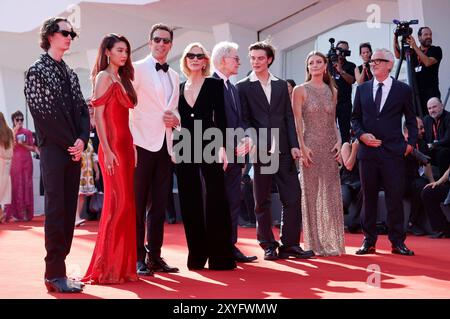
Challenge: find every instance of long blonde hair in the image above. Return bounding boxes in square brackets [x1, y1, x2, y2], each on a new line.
[0, 112, 13, 149]
[305, 51, 337, 96]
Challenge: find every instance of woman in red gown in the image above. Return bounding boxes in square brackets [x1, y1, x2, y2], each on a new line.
[82, 34, 138, 284]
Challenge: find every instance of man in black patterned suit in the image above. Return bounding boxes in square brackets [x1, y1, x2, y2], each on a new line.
[24, 17, 90, 293]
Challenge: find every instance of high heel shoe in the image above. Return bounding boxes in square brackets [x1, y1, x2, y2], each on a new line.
[44, 278, 83, 293]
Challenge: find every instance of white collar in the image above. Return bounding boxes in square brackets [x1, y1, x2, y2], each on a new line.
[148, 54, 168, 68]
[373, 75, 393, 88]
[214, 69, 229, 82]
[249, 71, 279, 83]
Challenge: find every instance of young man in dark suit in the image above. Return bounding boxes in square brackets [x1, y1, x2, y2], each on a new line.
[236, 41, 314, 261]
[351, 48, 418, 256]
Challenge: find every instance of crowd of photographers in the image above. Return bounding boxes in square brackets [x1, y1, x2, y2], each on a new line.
[331, 23, 450, 238]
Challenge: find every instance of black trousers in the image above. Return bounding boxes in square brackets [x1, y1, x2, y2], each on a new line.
[421, 182, 450, 232]
[341, 184, 363, 224]
[224, 163, 243, 245]
[253, 153, 302, 249]
[134, 143, 171, 262]
[336, 100, 352, 144]
[177, 162, 234, 269]
[40, 144, 81, 279]
[359, 156, 406, 246]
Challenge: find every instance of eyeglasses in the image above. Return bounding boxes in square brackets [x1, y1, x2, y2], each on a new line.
[15, 118, 24, 122]
[152, 37, 172, 44]
[186, 53, 206, 60]
[225, 56, 240, 63]
[369, 59, 390, 65]
[56, 30, 77, 40]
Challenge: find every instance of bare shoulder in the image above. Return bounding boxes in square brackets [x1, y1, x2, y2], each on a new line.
[293, 84, 307, 98]
[94, 71, 114, 97]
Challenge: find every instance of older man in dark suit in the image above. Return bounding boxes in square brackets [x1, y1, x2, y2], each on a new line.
[351, 48, 418, 256]
[236, 41, 314, 261]
[211, 41, 257, 263]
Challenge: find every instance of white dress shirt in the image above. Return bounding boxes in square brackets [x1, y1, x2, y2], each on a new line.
[214, 69, 229, 88]
[373, 76, 393, 112]
[150, 55, 173, 105]
[249, 71, 279, 104]
[249, 71, 280, 153]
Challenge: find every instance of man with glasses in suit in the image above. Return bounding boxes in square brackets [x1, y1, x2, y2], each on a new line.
[131, 23, 181, 276]
[352, 49, 418, 256]
[211, 41, 257, 263]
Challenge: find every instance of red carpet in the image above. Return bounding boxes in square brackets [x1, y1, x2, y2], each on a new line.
[1, 216, 449, 299]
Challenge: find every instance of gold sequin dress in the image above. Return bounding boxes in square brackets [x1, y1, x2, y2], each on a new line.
[298, 83, 345, 256]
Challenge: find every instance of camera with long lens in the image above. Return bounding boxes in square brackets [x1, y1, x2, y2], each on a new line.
[393, 19, 419, 39]
[409, 148, 431, 166]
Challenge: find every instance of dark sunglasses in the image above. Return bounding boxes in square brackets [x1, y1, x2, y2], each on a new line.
[152, 36, 172, 44]
[186, 53, 206, 60]
[369, 58, 390, 65]
[15, 118, 24, 122]
[56, 30, 77, 40]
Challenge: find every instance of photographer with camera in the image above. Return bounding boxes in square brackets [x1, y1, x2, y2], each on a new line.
[403, 117, 434, 236]
[329, 40, 356, 144]
[394, 26, 442, 116]
[354, 42, 373, 85]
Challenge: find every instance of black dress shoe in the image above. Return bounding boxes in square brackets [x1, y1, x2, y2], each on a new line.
[355, 241, 376, 255]
[278, 245, 315, 259]
[137, 261, 154, 276]
[45, 277, 83, 293]
[233, 247, 257, 263]
[146, 256, 179, 273]
[263, 247, 279, 260]
[391, 244, 414, 256]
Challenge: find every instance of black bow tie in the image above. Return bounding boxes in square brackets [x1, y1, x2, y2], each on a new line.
[155, 62, 169, 73]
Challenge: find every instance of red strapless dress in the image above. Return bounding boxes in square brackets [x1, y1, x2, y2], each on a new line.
[82, 83, 138, 284]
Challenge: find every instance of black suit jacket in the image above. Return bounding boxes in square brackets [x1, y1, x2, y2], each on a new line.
[236, 75, 298, 154]
[423, 110, 450, 148]
[351, 77, 418, 160]
[212, 73, 246, 155]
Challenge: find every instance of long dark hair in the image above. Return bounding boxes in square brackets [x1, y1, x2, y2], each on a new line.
[0, 112, 13, 150]
[91, 33, 137, 105]
[305, 51, 337, 97]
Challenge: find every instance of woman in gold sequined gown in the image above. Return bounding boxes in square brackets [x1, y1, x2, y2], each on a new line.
[292, 51, 345, 256]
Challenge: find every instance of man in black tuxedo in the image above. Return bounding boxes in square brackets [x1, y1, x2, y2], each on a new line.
[236, 41, 314, 261]
[24, 17, 90, 292]
[211, 41, 257, 263]
[351, 48, 418, 256]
